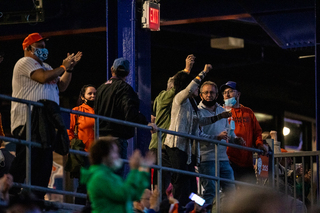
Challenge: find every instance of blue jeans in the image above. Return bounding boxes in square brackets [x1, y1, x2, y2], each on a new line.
[198, 161, 235, 204]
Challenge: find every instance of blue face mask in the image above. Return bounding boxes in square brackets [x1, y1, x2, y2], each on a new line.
[224, 97, 237, 107]
[111, 158, 123, 171]
[32, 47, 49, 61]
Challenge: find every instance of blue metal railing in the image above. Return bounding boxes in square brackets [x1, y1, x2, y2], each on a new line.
[2, 93, 319, 212]
[0, 94, 271, 212]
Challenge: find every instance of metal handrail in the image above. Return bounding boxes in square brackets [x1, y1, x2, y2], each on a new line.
[274, 151, 320, 157]
[0, 94, 279, 212]
[0, 94, 268, 211]
[0, 93, 264, 154]
[273, 151, 320, 209]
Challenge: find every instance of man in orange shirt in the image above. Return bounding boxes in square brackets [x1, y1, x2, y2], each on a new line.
[220, 81, 267, 184]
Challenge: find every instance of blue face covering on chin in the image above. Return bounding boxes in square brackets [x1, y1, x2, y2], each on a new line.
[224, 97, 237, 107]
[32, 47, 49, 61]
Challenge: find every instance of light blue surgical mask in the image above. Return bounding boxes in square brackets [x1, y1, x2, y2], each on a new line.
[224, 97, 237, 107]
[111, 158, 123, 171]
[32, 46, 49, 61]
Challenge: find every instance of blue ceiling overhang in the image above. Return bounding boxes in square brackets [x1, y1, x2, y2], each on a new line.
[0, 0, 316, 50]
[0, 0, 317, 118]
[237, 0, 315, 49]
[159, 0, 316, 49]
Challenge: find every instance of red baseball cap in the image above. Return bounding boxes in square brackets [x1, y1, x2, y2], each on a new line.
[22, 33, 46, 50]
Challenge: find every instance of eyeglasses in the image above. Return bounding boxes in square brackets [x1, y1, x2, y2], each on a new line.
[201, 91, 216, 95]
[222, 89, 236, 96]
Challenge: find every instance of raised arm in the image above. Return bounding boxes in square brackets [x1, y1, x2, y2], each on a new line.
[59, 51, 83, 92]
[174, 64, 212, 106]
[184, 54, 195, 73]
[30, 53, 76, 84]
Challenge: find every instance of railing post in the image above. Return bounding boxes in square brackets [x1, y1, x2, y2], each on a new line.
[284, 158, 288, 195]
[302, 157, 305, 205]
[275, 157, 279, 190]
[269, 147, 274, 188]
[315, 0, 320, 205]
[26, 103, 32, 190]
[215, 144, 220, 212]
[94, 118, 99, 140]
[197, 140, 201, 195]
[157, 130, 162, 203]
[293, 157, 297, 213]
[293, 157, 297, 199]
[310, 155, 314, 206]
[318, 152, 320, 205]
[271, 139, 275, 188]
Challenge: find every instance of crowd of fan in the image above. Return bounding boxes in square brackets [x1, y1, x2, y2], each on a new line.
[0, 33, 319, 213]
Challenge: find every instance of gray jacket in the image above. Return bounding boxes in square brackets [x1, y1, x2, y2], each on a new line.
[198, 101, 230, 162]
[164, 71, 213, 165]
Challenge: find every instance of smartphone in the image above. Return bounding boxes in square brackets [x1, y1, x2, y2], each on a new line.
[189, 192, 205, 206]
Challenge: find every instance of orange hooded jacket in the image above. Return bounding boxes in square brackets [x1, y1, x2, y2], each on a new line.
[227, 105, 263, 167]
[67, 103, 95, 152]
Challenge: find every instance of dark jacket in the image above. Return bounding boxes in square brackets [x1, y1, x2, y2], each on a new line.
[64, 138, 87, 178]
[94, 77, 148, 139]
[0, 149, 15, 178]
[31, 99, 69, 155]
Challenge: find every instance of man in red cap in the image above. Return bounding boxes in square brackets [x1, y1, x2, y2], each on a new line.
[9, 32, 82, 198]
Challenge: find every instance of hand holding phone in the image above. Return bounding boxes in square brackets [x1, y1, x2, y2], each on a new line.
[189, 192, 205, 206]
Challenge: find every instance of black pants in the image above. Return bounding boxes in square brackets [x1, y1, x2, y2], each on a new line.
[150, 148, 172, 200]
[229, 160, 257, 186]
[75, 157, 90, 205]
[75, 181, 87, 205]
[9, 125, 53, 199]
[165, 146, 197, 207]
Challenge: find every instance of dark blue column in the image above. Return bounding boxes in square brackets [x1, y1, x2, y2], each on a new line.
[316, 0, 320, 151]
[136, 19, 152, 155]
[315, 0, 320, 197]
[117, 0, 152, 155]
[106, 0, 118, 79]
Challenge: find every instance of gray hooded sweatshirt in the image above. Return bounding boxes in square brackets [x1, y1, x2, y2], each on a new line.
[198, 101, 230, 162]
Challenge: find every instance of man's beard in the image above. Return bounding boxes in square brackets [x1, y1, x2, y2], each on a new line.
[202, 99, 217, 107]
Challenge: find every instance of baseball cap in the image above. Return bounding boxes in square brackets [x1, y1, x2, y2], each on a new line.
[112, 57, 130, 72]
[22, 33, 46, 50]
[184, 201, 212, 213]
[220, 81, 240, 93]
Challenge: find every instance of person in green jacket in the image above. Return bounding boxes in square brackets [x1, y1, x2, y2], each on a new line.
[81, 137, 155, 213]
